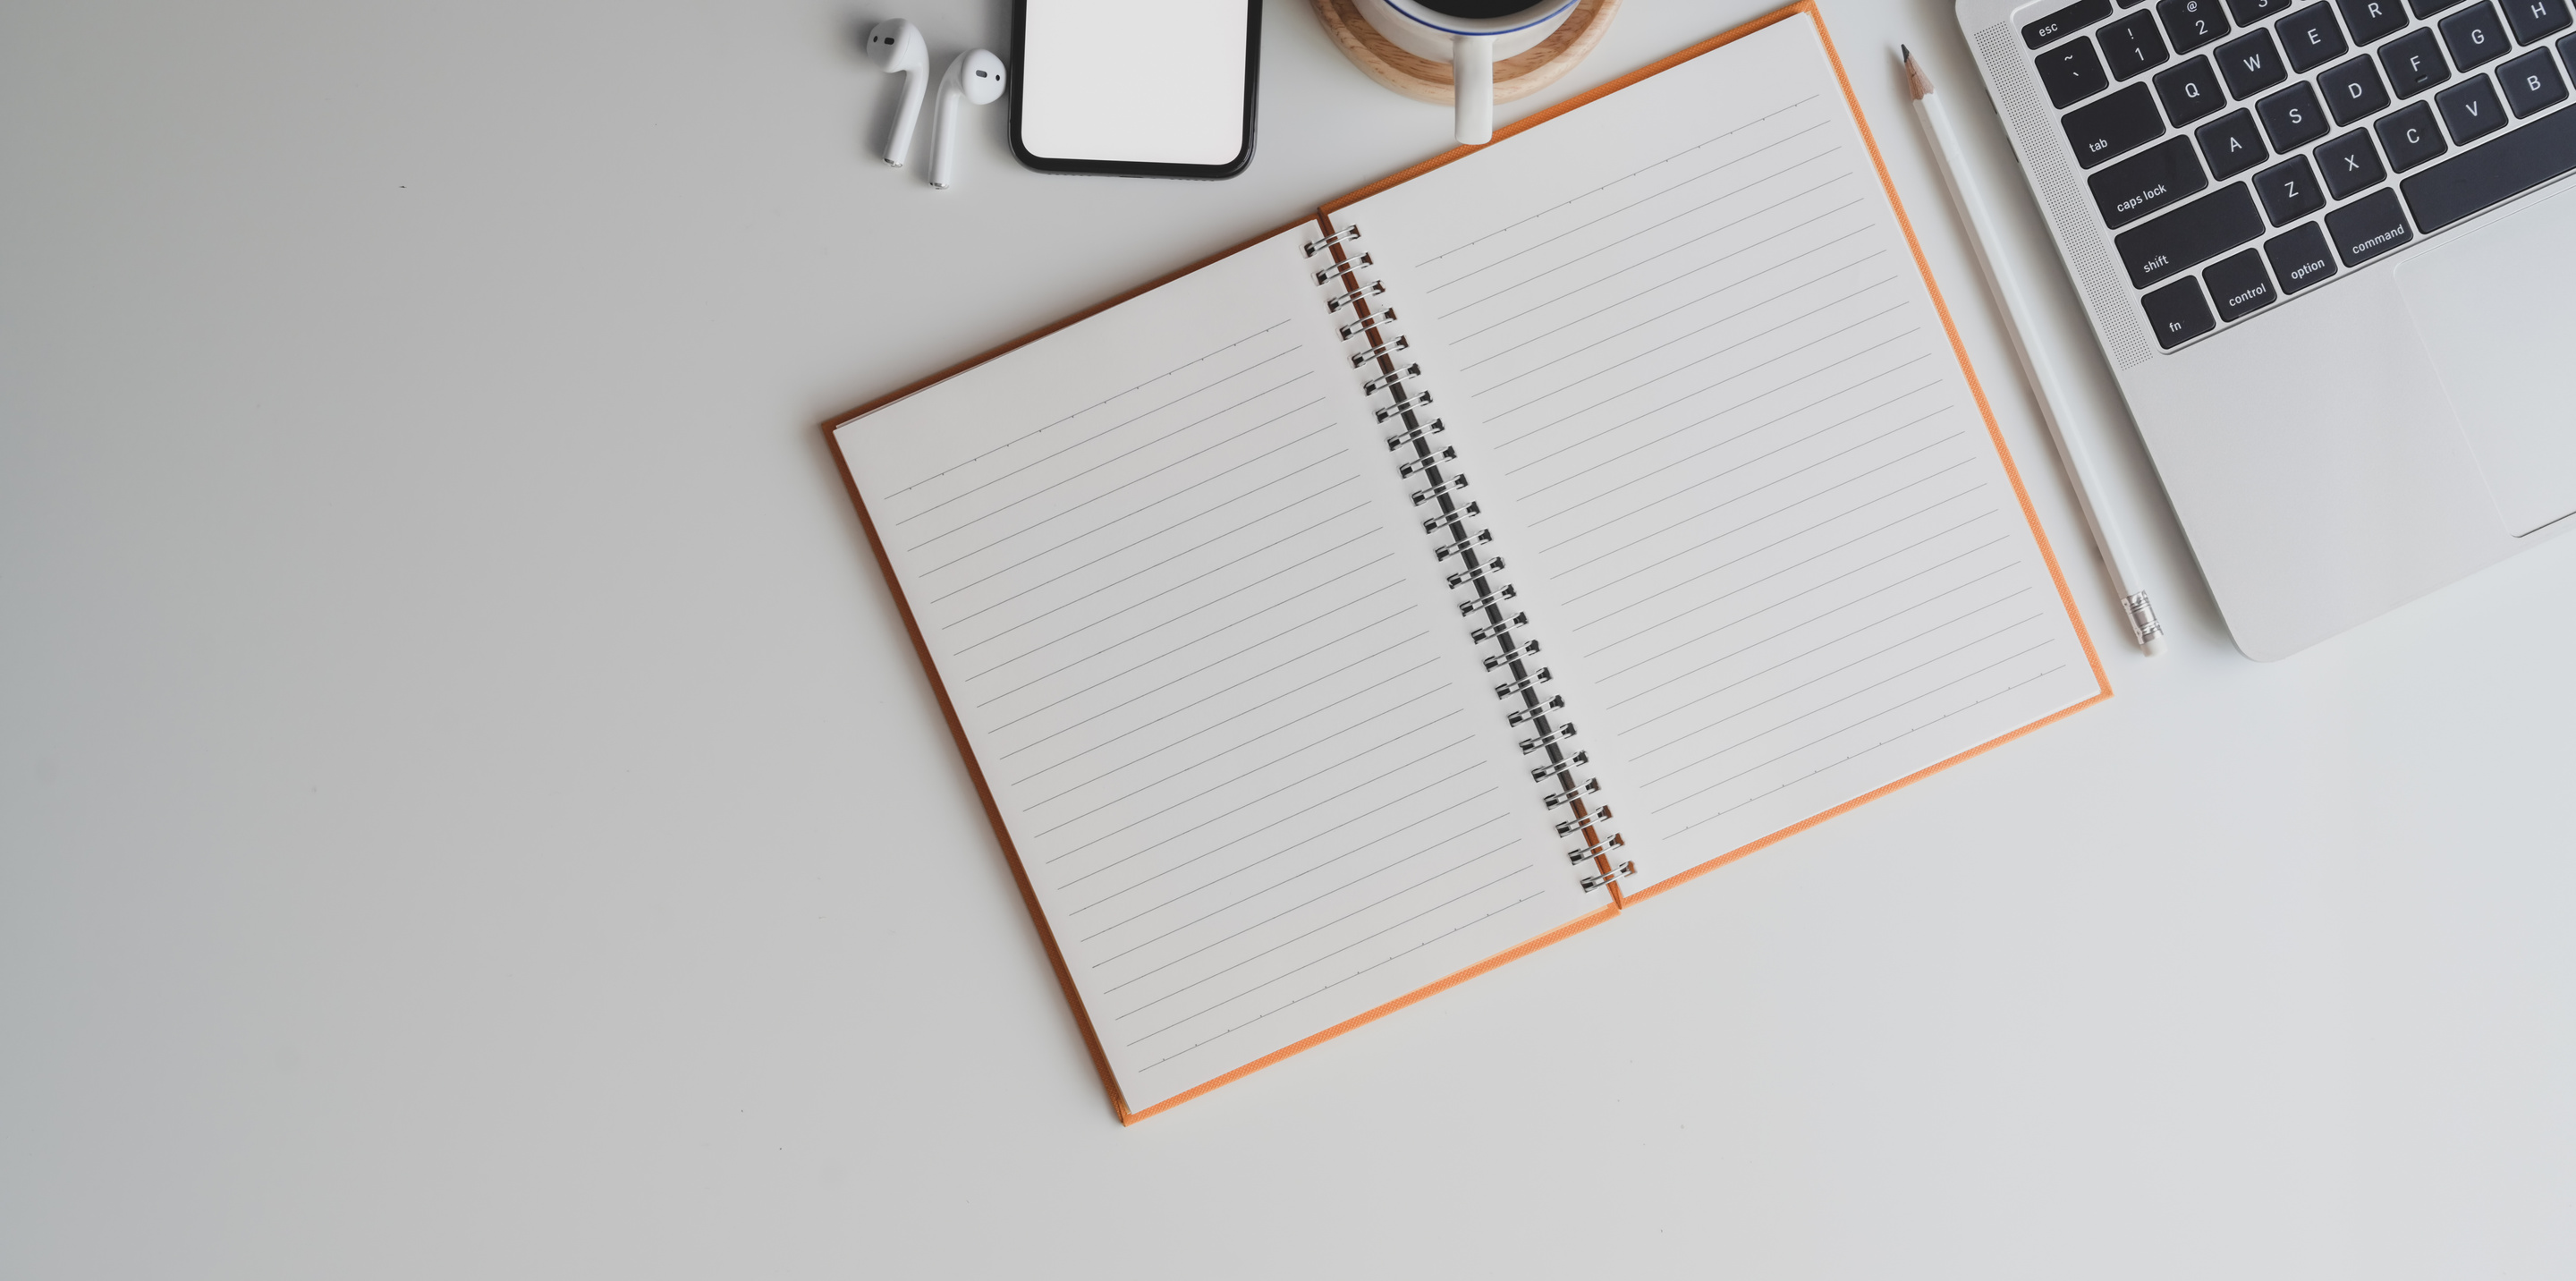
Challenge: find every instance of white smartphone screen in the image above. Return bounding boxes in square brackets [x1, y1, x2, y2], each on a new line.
[1015, 0, 1255, 170]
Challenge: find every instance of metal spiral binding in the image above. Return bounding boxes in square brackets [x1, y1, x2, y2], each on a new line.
[1307, 221, 1636, 895]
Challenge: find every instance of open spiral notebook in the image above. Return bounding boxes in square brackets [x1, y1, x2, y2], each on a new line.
[826, 3, 2111, 1123]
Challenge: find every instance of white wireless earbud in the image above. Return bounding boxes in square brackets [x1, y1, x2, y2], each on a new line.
[865, 19, 928, 167]
[929, 49, 1007, 190]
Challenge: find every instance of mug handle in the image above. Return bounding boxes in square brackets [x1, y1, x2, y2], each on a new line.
[1451, 34, 1494, 145]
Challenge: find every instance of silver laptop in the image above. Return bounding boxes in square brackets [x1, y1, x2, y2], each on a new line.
[1960, 0, 2576, 658]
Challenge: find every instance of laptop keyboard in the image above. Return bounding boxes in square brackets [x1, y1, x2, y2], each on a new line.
[2024, 0, 2576, 348]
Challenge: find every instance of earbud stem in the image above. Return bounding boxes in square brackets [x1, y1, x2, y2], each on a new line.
[930, 64, 964, 190]
[885, 71, 925, 167]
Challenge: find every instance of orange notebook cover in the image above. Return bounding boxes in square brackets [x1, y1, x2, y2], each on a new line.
[825, 3, 2110, 1124]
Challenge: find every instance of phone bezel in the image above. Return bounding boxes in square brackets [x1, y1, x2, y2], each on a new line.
[1007, 0, 1262, 180]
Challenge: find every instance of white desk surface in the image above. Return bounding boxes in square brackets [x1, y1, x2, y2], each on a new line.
[5, 1, 2572, 1276]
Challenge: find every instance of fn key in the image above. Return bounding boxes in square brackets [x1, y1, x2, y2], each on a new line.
[2142, 276, 2218, 348]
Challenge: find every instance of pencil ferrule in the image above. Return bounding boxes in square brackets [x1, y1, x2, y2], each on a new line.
[2123, 591, 2164, 646]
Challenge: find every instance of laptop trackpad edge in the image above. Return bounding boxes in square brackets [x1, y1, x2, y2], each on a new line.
[2395, 184, 2576, 538]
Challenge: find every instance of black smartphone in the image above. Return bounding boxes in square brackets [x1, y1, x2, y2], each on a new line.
[1009, 0, 1260, 180]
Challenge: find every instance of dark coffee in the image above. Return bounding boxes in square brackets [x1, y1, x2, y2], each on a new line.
[1415, 0, 1555, 17]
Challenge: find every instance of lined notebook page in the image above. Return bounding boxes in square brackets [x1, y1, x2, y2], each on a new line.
[835, 228, 1596, 1112]
[1339, 13, 2106, 891]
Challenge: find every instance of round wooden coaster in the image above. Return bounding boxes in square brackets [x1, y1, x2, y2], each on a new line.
[1309, 0, 1623, 106]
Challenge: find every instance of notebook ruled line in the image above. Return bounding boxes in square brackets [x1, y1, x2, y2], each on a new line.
[1459, 218, 1873, 375]
[1007, 631, 1422, 785]
[877, 319, 1292, 502]
[1538, 409, 1948, 558]
[892, 341, 1303, 527]
[1091, 814, 1515, 970]
[1671, 664, 2070, 835]
[936, 477, 1358, 622]
[990, 582, 1404, 733]
[1066, 765, 1488, 919]
[1025, 683, 1448, 840]
[1557, 434, 1970, 586]
[1617, 590, 2039, 758]
[1634, 602, 2041, 776]
[1074, 784, 1500, 933]
[1429, 138, 1841, 310]
[1050, 722, 1475, 876]
[1474, 254, 1888, 402]
[1591, 525, 2009, 662]
[974, 556, 1395, 709]
[916, 405, 1330, 569]
[1023, 655, 1436, 810]
[967, 528, 1384, 683]
[1107, 843, 1523, 1006]
[995, 606, 1424, 763]
[1446, 185, 1863, 342]
[1119, 861, 1536, 1043]
[953, 500, 1371, 656]
[1131, 887, 1545, 1072]
[1504, 335, 1928, 482]
[1412, 93, 1819, 267]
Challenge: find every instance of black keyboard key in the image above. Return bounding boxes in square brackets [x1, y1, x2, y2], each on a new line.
[2038, 37, 2114, 105]
[2157, 55, 2233, 120]
[2317, 127, 2391, 193]
[2325, 187, 2415, 260]
[2280, 2, 2352, 69]
[2114, 182, 2266, 285]
[2502, 0, 2573, 42]
[2319, 55, 2395, 121]
[2253, 154, 2331, 218]
[2216, 30, 2290, 94]
[2230, 0, 2298, 21]
[2380, 28, 2454, 95]
[2258, 81, 2334, 146]
[2443, 1, 2515, 64]
[2264, 221, 2341, 290]
[2161, 0, 2234, 50]
[2102, 11, 2174, 76]
[2497, 47, 2569, 110]
[2141, 276, 2219, 345]
[2198, 107, 2274, 174]
[2338, 0, 2414, 42]
[2437, 72, 2512, 139]
[2064, 83, 2169, 165]
[2092, 136, 2212, 225]
[2402, 93, 2576, 227]
[2203, 247, 2280, 317]
[2412, 0, 2472, 16]
[2027, 0, 2115, 47]
[2377, 101, 2452, 167]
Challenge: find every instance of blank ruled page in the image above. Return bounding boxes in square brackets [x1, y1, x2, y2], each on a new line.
[1337, 13, 2106, 889]
[835, 228, 1596, 1112]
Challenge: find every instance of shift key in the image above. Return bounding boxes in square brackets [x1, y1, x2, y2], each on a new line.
[2112, 182, 2265, 287]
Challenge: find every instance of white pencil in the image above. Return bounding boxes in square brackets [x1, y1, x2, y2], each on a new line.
[1902, 45, 2166, 657]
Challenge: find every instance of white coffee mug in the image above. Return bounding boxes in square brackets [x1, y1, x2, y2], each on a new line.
[1352, 0, 1580, 145]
